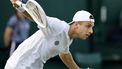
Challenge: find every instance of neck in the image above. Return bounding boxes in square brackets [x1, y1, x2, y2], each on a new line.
[68, 25, 76, 39]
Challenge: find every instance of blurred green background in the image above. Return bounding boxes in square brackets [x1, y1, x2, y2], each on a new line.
[0, 0, 122, 69]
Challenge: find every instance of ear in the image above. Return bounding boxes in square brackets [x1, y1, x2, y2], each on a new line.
[72, 22, 77, 26]
[73, 22, 79, 29]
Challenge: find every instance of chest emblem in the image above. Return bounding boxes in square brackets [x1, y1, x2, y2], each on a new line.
[54, 41, 59, 46]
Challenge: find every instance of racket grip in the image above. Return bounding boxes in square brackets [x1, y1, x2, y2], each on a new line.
[15, 1, 25, 12]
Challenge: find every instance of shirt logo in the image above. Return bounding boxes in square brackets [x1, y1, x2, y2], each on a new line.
[54, 41, 59, 46]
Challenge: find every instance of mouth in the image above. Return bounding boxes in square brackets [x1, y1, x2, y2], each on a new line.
[86, 34, 90, 37]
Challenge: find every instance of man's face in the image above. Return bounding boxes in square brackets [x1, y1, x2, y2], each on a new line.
[75, 21, 94, 39]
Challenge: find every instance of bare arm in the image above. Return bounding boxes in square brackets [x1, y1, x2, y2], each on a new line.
[4, 27, 13, 48]
[59, 51, 81, 69]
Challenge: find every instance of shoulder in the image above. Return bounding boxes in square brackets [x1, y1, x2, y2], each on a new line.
[9, 15, 17, 20]
[46, 16, 69, 34]
[8, 15, 18, 23]
[7, 15, 18, 27]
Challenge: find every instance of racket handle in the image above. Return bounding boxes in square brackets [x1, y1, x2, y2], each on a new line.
[15, 1, 25, 12]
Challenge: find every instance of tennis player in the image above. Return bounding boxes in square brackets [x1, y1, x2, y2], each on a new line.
[5, 0, 95, 69]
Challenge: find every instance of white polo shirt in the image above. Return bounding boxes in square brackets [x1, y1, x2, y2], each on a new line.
[5, 16, 73, 69]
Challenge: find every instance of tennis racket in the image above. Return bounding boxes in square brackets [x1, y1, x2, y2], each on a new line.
[15, 0, 47, 28]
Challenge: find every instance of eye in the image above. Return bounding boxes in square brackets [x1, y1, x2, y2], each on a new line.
[86, 25, 91, 28]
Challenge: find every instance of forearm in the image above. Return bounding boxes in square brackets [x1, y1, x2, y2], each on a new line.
[21, 10, 33, 21]
[4, 28, 12, 47]
[4, 36, 11, 47]
[59, 52, 80, 69]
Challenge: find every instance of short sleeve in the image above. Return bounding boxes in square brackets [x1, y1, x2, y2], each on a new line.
[62, 46, 70, 54]
[61, 39, 73, 54]
[7, 16, 17, 29]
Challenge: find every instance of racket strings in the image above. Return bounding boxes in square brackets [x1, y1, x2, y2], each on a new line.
[33, 6, 44, 24]
[26, 1, 43, 24]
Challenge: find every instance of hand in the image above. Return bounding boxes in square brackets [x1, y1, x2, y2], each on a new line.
[10, 0, 17, 4]
[10, 0, 19, 8]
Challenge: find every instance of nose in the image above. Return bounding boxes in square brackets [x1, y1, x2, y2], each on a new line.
[89, 28, 93, 34]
